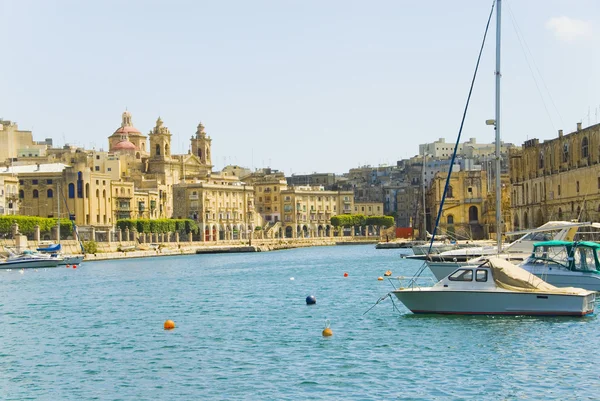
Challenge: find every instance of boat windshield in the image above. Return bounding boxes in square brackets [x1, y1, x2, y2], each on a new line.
[531, 245, 569, 267]
[573, 246, 599, 272]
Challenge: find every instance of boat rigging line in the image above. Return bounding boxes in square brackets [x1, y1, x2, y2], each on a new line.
[409, 0, 497, 283]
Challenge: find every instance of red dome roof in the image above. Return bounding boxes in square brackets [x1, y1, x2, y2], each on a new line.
[112, 140, 136, 151]
[114, 126, 141, 135]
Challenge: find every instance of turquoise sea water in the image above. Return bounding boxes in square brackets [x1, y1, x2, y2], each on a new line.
[1, 244, 599, 400]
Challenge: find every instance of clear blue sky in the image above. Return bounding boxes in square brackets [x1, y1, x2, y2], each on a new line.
[1, 0, 598, 175]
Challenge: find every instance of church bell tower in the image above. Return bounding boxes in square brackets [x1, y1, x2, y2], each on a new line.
[190, 122, 212, 166]
[149, 117, 172, 160]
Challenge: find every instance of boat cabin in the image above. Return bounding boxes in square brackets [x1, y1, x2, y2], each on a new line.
[527, 241, 600, 273]
[435, 266, 496, 291]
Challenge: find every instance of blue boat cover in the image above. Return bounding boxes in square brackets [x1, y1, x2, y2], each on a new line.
[37, 244, 61, 252]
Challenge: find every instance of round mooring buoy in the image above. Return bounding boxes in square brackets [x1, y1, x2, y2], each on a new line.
[343, 272, 349, 278]
[378, 276, 384, 281]
[306, 295, 316, 305]
[164, 320, 176, 330]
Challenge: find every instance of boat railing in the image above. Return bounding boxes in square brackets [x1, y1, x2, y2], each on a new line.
[389, 275, 436, 290]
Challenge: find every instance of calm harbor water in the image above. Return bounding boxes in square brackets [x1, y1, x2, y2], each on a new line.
[1, 244, 599, 400]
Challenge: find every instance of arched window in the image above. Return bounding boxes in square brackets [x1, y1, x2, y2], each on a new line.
[68, 183, 75, 199]
[156, 144, 161, 156]
[47, 189, 53, 198]
[96, 189, 99, 198]
[33, 189, 38, 198]
[136, 152, 141, 160]
[582, 137, 589, 158]
[19, 190, 24, 199]
[198, 149, 202, 158]
[563, 143, 569, 163]
[539, 151, 544, 169]
[103, 189, 106, 198]
[165, 144, 169, 156]
[447, 186, 454, 198]
[447, 215, 454, 225]
[85, 183, 89, 198]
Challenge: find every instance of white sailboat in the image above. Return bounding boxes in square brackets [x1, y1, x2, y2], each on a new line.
[391, 0, 595, 316]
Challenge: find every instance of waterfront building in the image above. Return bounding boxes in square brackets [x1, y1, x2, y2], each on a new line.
[427, 170, 491, 240]
[172, 175, 255, 241]
[509, 123, 600, 229]
[7, 162, 113, 231]
[419, 137, 516, 160]
[280, 186, 353, 238]
[0, 174, 20, 215]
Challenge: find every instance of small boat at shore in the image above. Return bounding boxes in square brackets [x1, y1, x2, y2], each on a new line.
[0, 251, 60, 269]
[392, 257, 595, 316]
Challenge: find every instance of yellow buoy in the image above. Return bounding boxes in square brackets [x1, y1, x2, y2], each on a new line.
[164, 320, 176, 330]
[378, 276, 384, 281]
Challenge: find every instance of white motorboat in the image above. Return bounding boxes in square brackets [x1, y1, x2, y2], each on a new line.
[392, 257, 595, 316]
[520, 240, 600, 292]
[427, 221, 600, 281]
[0, 251, 61, 269]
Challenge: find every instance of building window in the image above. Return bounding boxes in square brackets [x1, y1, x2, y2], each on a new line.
[577, 181, 580, 193]
[68, 183, 75, 198]
[95, 166, 100, 171]
[47, 179, 53, 184]
[96, 155, 100, 160]
[563, 143, 569, 163]
[19, 190, 24, 199]
[32, 179, 38, 185]
[539, 151, 544, 169]
[447, 186, 454, 198]
[47, 189, 53, 198]
[558, 185, 561, 196]
[32, 189, 38, 198]
[447, 215, 454, 225]
[19, 180, 23, 185]
[582, 137, 589, 158]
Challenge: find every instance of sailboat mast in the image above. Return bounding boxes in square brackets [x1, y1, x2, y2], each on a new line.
[57, 182, 60, 241]
[494, 0, 502, 251]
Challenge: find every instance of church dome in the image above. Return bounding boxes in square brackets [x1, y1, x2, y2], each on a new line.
[113, 125, 141, 135]
[112, 139, 136, 152]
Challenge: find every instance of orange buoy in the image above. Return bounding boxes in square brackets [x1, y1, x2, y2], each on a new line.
[343, 272, 349, 277]
[164, 320, 176, 330]
[72, 265, 77, 269]
[66, 264, 70, 268]
[378, 276, 384, 281]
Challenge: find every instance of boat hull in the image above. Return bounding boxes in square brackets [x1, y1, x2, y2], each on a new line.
[0, 259, 60, 269]
[392, 289, 595, 316]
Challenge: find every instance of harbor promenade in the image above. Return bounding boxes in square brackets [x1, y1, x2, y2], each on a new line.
[0, 237, 380, 262]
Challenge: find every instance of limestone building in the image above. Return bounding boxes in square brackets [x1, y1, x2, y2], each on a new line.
[509, 122, 600, 229]
[0, 119, 51, 162]
[281, 186, 353, 238]
[427, 170, 498, 240]
[172, 175, 255, 241]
